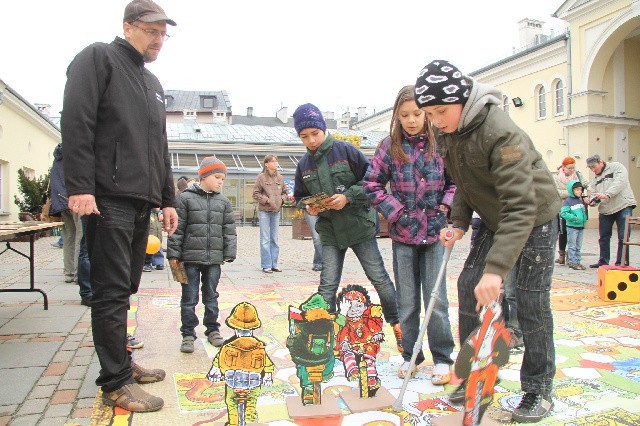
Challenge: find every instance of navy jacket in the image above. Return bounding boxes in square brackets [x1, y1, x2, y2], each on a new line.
[49, 144, 68, 216]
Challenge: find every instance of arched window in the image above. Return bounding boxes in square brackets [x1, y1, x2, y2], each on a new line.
[554, 80, 565, 115]
[537, 85, 547, 119]
[502, 95, 510, 114]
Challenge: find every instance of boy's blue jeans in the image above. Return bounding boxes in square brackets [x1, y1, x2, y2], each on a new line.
[318, 237, 399, 325]
[181, 263, 221, 338]
[566, 227, 584, 265]
[459, 218, 557, 396]
[392, 241, 454, 365]
[304, 211, 323, 269]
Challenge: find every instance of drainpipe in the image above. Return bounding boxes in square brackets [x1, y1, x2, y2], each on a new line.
[566, 29, 572, 155]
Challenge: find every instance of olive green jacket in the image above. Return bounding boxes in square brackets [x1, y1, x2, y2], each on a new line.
[437, 78, 561, 279]
[294, 134, 377, 249]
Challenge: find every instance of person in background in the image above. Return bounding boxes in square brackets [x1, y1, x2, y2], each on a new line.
[252, 155, 287, 273]
[304, 210, 323, 271]
[168, 157, 237, 353]
[292, 103, 403, 355]
[553, 157, 587, 265]
[49, 143, 83, 283]
[586, 154, 637, 267]
[176, 176, 189, 194]
[143, 208, 165, 272]
[560, 181, 588, 270]
[415, 59, 561, 422]
[61, 0, 178, 412]
[363, 85, 455, 383]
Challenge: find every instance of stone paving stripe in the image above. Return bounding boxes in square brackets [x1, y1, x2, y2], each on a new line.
[29, 384, 57, 399]
[0, 341, 61, 368]
[30, 336, 66, 342]
[6, 414, 41, 426]
[15, 398, 48, 416]
[0, 367, 45, 405]
[44, 402, 73, 417]
[0, 316, 79, 335]
[44, 362, 69, 376]
[51, 389, 78, 404]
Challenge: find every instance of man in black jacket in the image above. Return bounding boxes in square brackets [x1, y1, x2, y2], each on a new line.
[61, 0, 178, 413]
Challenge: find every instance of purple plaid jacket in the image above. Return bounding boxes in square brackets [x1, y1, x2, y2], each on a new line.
[363, 134, 455, 245]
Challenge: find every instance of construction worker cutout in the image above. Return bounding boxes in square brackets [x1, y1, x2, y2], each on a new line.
[207, 302, 274, 426]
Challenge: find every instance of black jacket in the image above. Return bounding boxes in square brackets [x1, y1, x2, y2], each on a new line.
[61, 37, 175, 208]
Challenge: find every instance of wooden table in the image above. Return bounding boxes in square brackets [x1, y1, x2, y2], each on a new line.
[0, 221, 63, 310]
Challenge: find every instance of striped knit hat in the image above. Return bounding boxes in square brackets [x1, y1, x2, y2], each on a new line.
[198, 156, 227, 178]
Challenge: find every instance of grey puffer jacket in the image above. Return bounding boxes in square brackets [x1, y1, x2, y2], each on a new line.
[167, 184, 237, 264]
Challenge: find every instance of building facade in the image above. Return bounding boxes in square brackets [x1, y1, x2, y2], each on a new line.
[0, 80, 60, 221]
[354, 1, 640, 225]
[167, 121, 385, 224]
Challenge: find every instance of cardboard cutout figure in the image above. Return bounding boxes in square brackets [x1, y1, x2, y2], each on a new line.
[286, 293, 337, 406]
[207, 302, 274, 426]
[336, 284, 383, 398]
[454, 301, 510, 426]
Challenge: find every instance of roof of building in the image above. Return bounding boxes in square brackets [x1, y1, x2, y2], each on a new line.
[469, 32, 569, 76]
[353, 106, 392, 125]
[1, 82, 60, 132]
[167, 121, 386, 148]
[231, 114, 340, 129]
[164, 90, 232, 112]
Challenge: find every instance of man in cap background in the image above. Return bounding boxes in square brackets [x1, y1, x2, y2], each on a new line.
[586, 154, 636, 267]
[61, 0, 178, 412]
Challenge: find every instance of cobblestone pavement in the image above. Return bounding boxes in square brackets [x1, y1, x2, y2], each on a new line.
[0, 224, 637, 425]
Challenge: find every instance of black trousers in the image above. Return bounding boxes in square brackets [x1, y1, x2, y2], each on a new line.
[86, 197, 151, 392]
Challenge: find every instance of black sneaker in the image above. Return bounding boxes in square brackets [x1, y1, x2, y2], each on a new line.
[126, 333, 144, 350]
[512, 393, 553, 423]
[81, 296, 92, 307]
[590, 262, 607, 268]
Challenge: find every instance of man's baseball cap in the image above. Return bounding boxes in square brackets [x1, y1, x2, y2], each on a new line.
[124, 0, 177, 26]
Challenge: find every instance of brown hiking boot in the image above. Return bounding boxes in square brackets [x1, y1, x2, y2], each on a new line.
[102, 383, 164, 412]
[132, 362, 166, 384]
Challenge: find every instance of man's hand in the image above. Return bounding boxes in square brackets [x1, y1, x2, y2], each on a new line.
[162, 207, 178, 236]
[440, 227, 464, 247]
[594, 192, 609, 201]
[325, 194, 348, 211]
[68, 194, 100, 216]
[474, 273, 502, 310]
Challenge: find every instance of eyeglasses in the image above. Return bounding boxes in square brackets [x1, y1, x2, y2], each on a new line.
[564, 165, 575, 170]
[130, 22, 170, 41]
